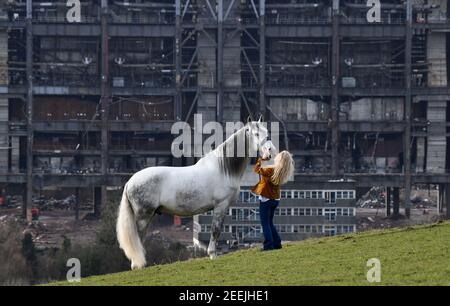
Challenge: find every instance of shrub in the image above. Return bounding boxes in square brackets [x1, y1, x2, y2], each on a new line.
[0, 221, 31, 285]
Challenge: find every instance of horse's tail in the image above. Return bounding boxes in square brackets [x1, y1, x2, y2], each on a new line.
[116, 183, 146, 270]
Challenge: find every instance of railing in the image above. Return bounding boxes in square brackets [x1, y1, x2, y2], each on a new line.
[34, 72, 100, 87]
[111, 73, 175, 88]
[8, 71, 26, 86]
[342, 16, 405, 25]
[34, 114, 99, 121]
[2, 13, 27, 22]
[108, 144, 172, 151]
[33, 166, 101, 175]
[33, 144, 100, 151]
[291, 155, 332, 174]
[32, 14, 100, 23]
[266, 16, 331, 25]
[241, 17, 258, 25]
[109, 114, 174, 121]
[109, 14, 175, 24]
[266, 72, 331, 88]
[343, 67, 405, 88]
[421, 12, 450, 24]
[344, 168, 402, 174]
[241, 74, 259, 89]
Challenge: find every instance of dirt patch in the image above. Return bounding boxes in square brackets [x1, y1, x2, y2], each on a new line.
[357, 207, 443, 232]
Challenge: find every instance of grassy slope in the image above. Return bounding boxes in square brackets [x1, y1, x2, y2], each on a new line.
[52, 221, 450, 286]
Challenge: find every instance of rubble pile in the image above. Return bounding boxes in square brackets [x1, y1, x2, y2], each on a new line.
[357, 187, 436, 209]
[357, 187, 386, 208]
[410, 194, 435, 208]
[32, 195, 92, 211]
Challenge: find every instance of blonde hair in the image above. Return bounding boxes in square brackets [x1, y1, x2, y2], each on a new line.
[271, 151, 295, 186]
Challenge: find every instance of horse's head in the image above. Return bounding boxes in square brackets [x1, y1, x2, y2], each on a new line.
[246, 115, 270, 157]
[260, 140, 277, 160]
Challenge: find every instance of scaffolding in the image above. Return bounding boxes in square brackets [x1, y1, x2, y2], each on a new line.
[0, 0, 450, 220]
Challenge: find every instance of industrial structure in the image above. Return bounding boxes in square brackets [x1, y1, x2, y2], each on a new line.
[0, 0, 450, 224]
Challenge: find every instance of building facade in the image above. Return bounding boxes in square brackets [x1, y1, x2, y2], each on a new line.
[0, 1, 449, 221]
[193, 187, 357, 251]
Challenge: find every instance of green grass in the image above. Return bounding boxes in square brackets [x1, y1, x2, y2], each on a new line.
[50, 221, 450, 286]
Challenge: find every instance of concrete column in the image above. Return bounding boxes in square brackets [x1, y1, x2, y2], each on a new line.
[330, 0, 340, 176]
[75, 187, 80, 221]
[22, 184, 29, 220]
[439, 184, 446, 214]
[403, 0, 412, 219]
[437, 184, 442, 213]
[440, 184, 447, 215]
[392, 187, 400, 217]
[386, 187, 391, 217]
[94, 186, 102, 218]
[446, 184, 450, 218]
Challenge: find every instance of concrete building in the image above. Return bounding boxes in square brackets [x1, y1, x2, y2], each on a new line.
[193, 187, 357, 250]
[0, 0, 449, 224]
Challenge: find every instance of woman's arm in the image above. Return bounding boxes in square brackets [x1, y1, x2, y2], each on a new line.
[253, 157, 273, 177]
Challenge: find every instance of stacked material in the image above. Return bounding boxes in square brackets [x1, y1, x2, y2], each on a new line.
[270, 98, 330, 121]
[0, 29, 8, 173]
[426, 101, 447, 173]
[339, 98, 404, 121]
[425, 1, 447, 173]
[0, 30, 7, 86]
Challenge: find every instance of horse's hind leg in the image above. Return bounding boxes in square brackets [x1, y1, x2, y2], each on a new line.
[136, 206, 157, 243]
[207, 201, 229, 259]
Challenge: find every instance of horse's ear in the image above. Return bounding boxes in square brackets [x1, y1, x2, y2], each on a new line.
[247, 116, 252, 124]
[258, 114, 263, 123]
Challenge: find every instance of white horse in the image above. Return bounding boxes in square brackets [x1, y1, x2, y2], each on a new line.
[117, 119, 272, 270]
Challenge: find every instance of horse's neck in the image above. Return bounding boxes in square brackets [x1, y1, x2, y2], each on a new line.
[214, 128, 250, 179]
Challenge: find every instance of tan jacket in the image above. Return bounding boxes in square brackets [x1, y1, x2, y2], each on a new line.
[251, 158, 280, 200]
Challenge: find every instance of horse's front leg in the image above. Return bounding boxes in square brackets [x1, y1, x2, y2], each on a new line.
[207, 201, 229, 260]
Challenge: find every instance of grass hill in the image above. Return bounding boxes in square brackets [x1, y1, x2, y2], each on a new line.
[50, 221, 450, 286]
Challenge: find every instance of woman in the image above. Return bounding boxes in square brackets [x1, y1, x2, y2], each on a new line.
[251, 151, 295, 251]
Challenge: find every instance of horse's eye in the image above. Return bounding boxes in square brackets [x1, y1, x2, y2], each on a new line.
[255, 133, 259, 137]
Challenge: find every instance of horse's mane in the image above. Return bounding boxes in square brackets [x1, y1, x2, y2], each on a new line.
[206, 126, 250, 179]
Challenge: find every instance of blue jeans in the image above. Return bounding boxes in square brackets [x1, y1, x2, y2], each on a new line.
[259, 200, 281, 250]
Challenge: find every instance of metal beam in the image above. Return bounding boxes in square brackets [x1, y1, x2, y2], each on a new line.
[259, 0, 266, 118]
[181, 48, 198, 86]
[175, 0, 182, 120]
[224, 0, 237, 22]
[330, 0, 340, 176]
[205, 0, 217, 20]
[99, 0, 110, 218]
[217, 0, 224, 122]
[25, 0, 33, 221]
[404, 0, 412, 218]
[182, 0, 191, 20]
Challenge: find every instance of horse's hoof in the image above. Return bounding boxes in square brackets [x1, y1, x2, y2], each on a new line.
[131, 262, 146, 270]
[209, 253, 217, 260]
